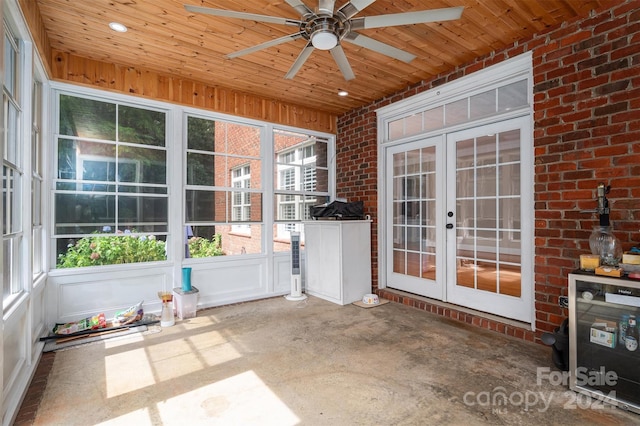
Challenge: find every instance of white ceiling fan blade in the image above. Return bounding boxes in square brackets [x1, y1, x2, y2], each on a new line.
[350, 7, 464, 30]
[330, 45, 355, 81]
[343, 32, 415, 63]
[285, 43, 315, 79]
[227, 32, 305, 59]
[184, 5, 302, 27]
[284, 0, 313, 17]
[338, 0, 376, 20]
[318, 0, 336, 16]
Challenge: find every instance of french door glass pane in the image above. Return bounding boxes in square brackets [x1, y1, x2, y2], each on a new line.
[499, 164, 520, 196]
[455, 130, 522, 297]
[476, 166, 496, 197]
[392, 146, 437, 279]
[476, 135, 496, 165]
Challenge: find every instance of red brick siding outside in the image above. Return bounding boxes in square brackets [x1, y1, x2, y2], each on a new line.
[336, 0, 640, 344]
[212, 122, 263, 255]
[209, 126, 325, 255]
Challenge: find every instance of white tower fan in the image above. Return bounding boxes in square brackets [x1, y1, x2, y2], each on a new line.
[285, 231, 307, 301]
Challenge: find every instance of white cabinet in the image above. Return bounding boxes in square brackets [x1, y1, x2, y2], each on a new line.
[304, 220, 372, 305]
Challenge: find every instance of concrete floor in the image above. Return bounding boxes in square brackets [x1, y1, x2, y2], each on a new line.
[26, 296, 639, 425]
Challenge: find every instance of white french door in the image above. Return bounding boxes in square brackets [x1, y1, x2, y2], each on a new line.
[385, 136, 446, 300]
[384, 117, 532, 323]
[445, 117, 532, 322]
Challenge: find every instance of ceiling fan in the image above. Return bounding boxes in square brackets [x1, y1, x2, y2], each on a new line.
[184, 0, 463, 80]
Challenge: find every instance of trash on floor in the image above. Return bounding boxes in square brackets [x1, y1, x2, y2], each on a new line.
[40, 301, 159, 351]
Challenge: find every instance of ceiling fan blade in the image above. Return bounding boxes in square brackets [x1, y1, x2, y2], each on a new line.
[318, 0, 336, 16]
[285, 43, 315, 79]
[184, 4, 302, 27]
[338, 0, 376, 20]
[227, 32, 305, 59]
[330, 45, 355, 80]
[284, 0, 313, 17]
[350, 6, 464, 30]
[343, 32, 415, 63]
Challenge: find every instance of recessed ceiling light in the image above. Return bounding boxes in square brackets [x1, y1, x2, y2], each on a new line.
[109, 22, 128, 32]
[338, 90, 348, 97]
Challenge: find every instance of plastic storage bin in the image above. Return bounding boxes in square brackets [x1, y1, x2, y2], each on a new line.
[173, 286, 199, 319]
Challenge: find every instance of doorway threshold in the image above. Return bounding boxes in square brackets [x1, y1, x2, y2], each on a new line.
[377, 288, 536, 342]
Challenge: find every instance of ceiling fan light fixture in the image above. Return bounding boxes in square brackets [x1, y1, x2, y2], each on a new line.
[311, 31, 338, 50]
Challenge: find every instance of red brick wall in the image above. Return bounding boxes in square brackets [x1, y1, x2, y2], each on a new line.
[336, 0, 640, 343]
[211, 126, 326, 254]
[213, 122, 263, 255]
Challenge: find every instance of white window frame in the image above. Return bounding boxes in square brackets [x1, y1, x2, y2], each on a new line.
[3, 22, 24, 309]
[31, 78, 44, 279]
[231, 164, 251, 234]
[276, 142, 317, 237]
[52, 91, 170, 267]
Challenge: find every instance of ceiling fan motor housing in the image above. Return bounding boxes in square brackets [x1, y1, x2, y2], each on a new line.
[304, 15, 347, 50]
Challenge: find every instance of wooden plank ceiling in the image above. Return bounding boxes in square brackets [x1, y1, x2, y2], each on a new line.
[30, 0, 614, 116]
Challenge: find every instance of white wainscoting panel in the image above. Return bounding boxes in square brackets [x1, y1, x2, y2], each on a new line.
[2, 300, 28, 418]
[190, 257, 268, 308]
[46, 256, 293, 325]
[47, 264, 172, 325]
[31, 277, 47, 347]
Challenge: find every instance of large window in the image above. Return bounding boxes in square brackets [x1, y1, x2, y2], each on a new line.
[274, 130, 330, 245]
[51, 95, 334, 265]
[54, 94, 169, 267]
[3, 25, 23, 306]
[185, 116, 262, 256]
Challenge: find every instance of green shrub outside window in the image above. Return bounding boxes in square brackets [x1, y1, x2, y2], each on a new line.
[58, 232, 224, 268]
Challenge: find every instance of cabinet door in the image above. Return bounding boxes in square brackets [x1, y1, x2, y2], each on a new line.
[306, 223, 341, 301]
[570, 274, 640, 413]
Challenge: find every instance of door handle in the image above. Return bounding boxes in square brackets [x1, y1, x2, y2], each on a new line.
[446, 223, 454, 229]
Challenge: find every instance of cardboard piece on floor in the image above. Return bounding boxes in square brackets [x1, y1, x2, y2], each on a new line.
[43, 325, 149, 352]
[352, 298, 390, 309]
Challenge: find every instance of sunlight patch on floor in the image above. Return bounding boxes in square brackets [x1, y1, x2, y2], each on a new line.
[95, 407, 154, 425]
[157, 370, 300, 425]
[104, 327, 242, 397]
[147, 338, 242, 382]
[105, 347, 156, 398]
